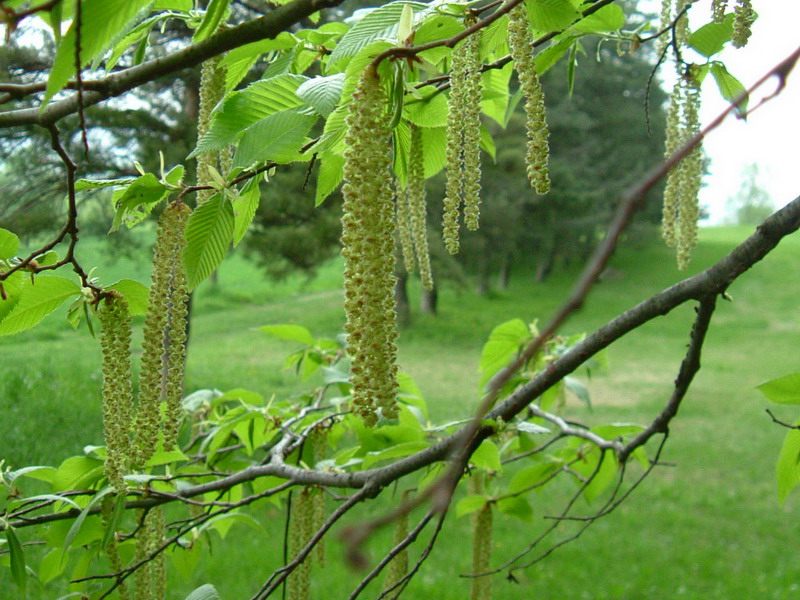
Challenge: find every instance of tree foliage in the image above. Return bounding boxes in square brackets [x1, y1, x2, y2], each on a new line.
[0, 1, 798, 599]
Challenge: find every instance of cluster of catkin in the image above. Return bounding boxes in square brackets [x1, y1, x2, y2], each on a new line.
[396, 124, 434, 290]
[340, 65, 400, 426]
[508, 3, 550, 195]
[710, 0, 756, 46]
[662, 75, 702, 269]
[197, 55, 231, 202]
[134, 508, 167, 600]
[443, 19, 483, 254]
[98, 201, 191, 493]
[469, 475, 493, 600]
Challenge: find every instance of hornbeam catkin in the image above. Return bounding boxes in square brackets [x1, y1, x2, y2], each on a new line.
[732, 0, 756, 48]
[287, 488, 314, 600]
[197, 56, 228, 204]
[134, 201, 191, 464]
[508, 3, 550, 195]
[407, 124, 434, 290]
[134, 508, 166, 600]
[98, 293, 134, 492]
[444, 24, 482, 253]
[341, 65, 399, 426]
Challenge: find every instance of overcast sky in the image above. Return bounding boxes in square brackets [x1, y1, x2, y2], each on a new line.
[683, 1, 800, 224]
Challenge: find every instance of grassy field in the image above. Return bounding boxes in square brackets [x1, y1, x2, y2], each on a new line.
[3, 224, 800, 599]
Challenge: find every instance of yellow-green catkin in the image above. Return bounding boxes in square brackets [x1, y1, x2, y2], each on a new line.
[396, 178, 416, 276]
[134, 508, 166, 600]
[287, 488, 314, 600]
[711, 0, 728, 22]
[508, 4, 550, 195]
[662, 76, 702, 270]
[101, 495, 130, 600]
[382, 491, 411, 593]
[134, 202, 191, 464]
[197, 56, 229, 204]
[341, 65, 399, 426]
[732, 0, 756, 48]
[444, 23, 482, 253]
[469, 475, 492, 600]
[407, 124, 434, 291]
[311, 429, 327, 566]
[98, 293, 134, 492]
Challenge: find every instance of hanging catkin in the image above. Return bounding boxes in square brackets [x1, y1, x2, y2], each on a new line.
[443, 22, 482, 254]
[133, 201, 191, 464]
[197, 56, 229, 204]
[98, 292, 134, 492]
[287, 488, 314, 600]
[407, 124, 434, 290]
[508, 3, 550, 195]
[341, 65, 399, 426]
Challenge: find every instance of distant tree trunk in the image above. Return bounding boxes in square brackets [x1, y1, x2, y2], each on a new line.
[497, 253, 512, 290]
[420, 284, 438, 315]
[476, 260, 491, 296]
[395, 272, 411, 328]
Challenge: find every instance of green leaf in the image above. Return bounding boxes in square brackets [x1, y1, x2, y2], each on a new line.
[61, 488, 114, 563]
[296, 73, 346, 118]
[534, 36, 576, 75]
[232, 179, 261, 247]
[565, 376, 591, 408]
[260, 324, 315, 345]
[710, 62, 748, 114]
[219, 35, 297, 91]
[479, 318, 531, 389]
[7, 527, 26, 591]
[777, 425, 800, 503]
[155, 0, 193, 9]
[497, 495, 533, 522]
[471, 439, 502, 472]
[185, 583, 222, 600]
[193, 0, 231, 42]
[9, 494, 81, 511]
[327, 1, 426, 71]
[758, 373, 800, 405]
[528, 0, 581, 33]
[0, 276, 81, 336]
[106, 12, 185, 72]
[75, 177, 135, 191]
[45, 0, 152, 104]
[403, 86, 448, 127]
[315, 153, 345, 206]
[183, 193, 235, 291]
[0, 228, 20, 259]
[107, 279, 149, 315]
[52, 456, 104, 492]
[571, 3, 624, 33]
[195, 74, 308, 155]
[480, 125, 496, 162]
[362, 441, 429, 469]
[0, 273, 23, 324]
[144, 447, 189, 467]
[480, 63, 513, 127]
[7, 465, 57, 484]
[38, 548, 66, 585]
[110, 173, 170, 232]
[420, 127, 447, 178]
[516, 421, 550, 435]
[455, 494, 487, 518]
[508, 462, 560, 494]
[688, 15, 734, 58]
[232, 111, 317, 169]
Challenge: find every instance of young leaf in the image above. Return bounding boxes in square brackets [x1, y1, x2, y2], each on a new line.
[110, 173, 170, 232]
[327, 1, 426, 71]
[296, 73, 346, 118]
[184, 193, 234, 291]
[232, 179, 261, 247]
[571, 3, 624, 33]
[61, 488, 114, 563]
[315, 152, 345, 206]
[260, 324, 315, 345]
[777, 425, 800, 504]
[497, 495, 533, 522]
[688, 15, 734, 58]
[456, 494, 488, 518]
[758, 372, 800, 405]
[194, 74, 308, 155]
[7, 527, 26, 592]
[232, 110, 316, 168]
[403, 86, 448, 128]
[528, 0, 582, 33]
[107, 279, 149, 315]
[45, 0, 152, 104]
[0, 228, 20, 259]
[0, 276, 81, 336]
[479, 318, 531, 389]
[218, 35, 297, 91]
[193, 0, 232, 42]
[185, 583, 222, 600]
[471, 439, 502, 472]
[710, 62, 748, 114]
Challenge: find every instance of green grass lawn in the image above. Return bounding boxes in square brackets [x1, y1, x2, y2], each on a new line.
[3, 224, 800, 599]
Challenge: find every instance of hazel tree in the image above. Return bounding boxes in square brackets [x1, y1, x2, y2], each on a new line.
[0, 0, 799, 599]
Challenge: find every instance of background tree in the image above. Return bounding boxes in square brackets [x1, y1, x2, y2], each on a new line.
[726, 163, 773, 225]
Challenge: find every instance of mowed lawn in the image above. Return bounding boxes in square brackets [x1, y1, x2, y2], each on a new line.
[2, 223, 800, 599]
